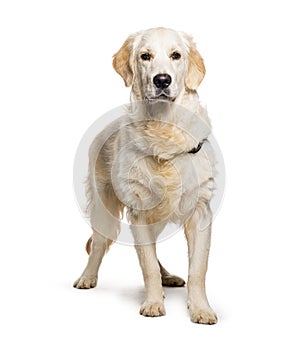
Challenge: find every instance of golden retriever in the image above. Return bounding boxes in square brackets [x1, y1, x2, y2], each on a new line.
[74, 27, 217, 324]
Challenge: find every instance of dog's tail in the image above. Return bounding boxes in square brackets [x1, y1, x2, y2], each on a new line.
[85, 237, 92, 254]
[85, 236, 113, 254]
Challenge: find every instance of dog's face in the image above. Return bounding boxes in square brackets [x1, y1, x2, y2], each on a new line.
[113, 28, 206, 102]
[134, 29, 187, 101]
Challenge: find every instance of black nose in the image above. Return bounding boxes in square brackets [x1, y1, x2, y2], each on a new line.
[153, 74, 172, 89]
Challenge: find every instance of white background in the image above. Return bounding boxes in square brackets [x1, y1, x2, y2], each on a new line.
[1, 0, 300, 343]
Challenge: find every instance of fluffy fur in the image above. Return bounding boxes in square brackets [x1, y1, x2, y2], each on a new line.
[74, 28, 217, 324]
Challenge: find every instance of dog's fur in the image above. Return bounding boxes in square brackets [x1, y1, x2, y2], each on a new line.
[74, 28, 217, 324]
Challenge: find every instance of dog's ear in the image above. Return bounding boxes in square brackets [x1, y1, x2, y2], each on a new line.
[185, 36, 206, 90]
[113, 36, 134, 87]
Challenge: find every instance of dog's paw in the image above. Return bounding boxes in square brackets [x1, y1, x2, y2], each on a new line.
[140, 301, 166, 317]
[73, 275, 98, 289]
[188, 305, 217, 324]
[162, 274, 185, 287]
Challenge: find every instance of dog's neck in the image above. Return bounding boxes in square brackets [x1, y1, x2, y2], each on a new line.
[130, 87, 211, 130]
[130, 87, 198, 113]
[127, 88, 211, 160]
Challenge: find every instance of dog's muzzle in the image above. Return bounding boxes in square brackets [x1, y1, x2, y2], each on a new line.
[153, 74, 172, 89]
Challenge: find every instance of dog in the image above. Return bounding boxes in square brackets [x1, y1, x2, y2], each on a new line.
[74, 27, 217, 324]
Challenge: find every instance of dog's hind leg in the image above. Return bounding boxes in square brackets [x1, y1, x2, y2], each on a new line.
[74, 182, 122, 289]
[73, 230, 108, 289]
[158, 260, 185, 287]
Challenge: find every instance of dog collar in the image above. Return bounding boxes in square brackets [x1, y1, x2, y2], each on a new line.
[188, 139, 207, 154]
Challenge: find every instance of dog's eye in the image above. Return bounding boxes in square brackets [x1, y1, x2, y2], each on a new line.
[141, 53, 151, 61]
[171, 51, 181, 60]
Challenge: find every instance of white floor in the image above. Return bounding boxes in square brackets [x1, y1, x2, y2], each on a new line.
[3, 209, 299, 343]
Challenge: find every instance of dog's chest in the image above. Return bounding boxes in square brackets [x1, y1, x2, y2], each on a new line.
[115, 152, 207, 224]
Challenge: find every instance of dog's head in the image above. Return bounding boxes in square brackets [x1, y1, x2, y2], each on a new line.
[113, 28, 205, 102]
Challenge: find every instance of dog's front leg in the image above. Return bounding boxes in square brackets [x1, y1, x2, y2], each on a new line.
[184, 209, 217, 324]
[135, 243, 165, 317]
[131, 226, 165, 317]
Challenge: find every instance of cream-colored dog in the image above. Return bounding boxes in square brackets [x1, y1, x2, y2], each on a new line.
[74, 27, 217, 324]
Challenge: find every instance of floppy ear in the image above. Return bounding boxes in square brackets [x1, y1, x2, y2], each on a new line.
[113, 36, 134, 87]
[185, 39, 206, 90]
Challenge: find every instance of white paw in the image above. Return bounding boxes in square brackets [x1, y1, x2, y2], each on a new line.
[73, 275, 98, 289]
[189, 305, 217, 324]
[140, 300, 166, 317]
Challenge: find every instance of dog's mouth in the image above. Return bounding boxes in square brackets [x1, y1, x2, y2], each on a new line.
[147, 92, 176, 102]
[157, 94, 175, 101]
